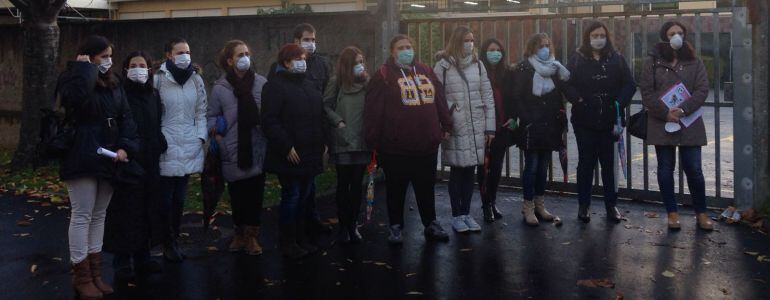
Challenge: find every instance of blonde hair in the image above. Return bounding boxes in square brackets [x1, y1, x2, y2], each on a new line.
[523, 33, 554, 59]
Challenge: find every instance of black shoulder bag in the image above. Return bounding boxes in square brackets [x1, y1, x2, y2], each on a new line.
[39, 78, 76, 160]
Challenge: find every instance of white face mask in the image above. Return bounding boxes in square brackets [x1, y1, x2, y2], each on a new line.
[98, 57, 112, 74]
[127, 67, 149, 84]
[353, 63, 365, 77]
[173, 53, 191, 69]
[463, 41, 474, 56]
[291, 59, 307, 73]
[590, 38, 607, 50]
[301, 41, 316, 54]
[669, 34, 684, 50]
[235, 56, 251, 72]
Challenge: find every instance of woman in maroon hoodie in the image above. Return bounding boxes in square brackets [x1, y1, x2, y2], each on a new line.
[364, 34, 452, 244]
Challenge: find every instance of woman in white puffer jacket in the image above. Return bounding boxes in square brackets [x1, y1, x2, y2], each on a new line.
[154, 37, 208, 262]
[434, 26, 495, 234]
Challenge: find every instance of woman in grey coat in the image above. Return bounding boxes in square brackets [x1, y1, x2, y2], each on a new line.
[207, 40, 268, 255]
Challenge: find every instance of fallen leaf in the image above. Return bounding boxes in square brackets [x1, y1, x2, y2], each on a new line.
[206, 246, 218, 252]
[30, 264, 37, 273]
[460, 248, 473, 252]
[615, 291, 624, 300]
[661, 270, 675, 278]
[758, 255, 766, 262]
[644, 212, 658, 218]
[326, 218, 339, 225]
[16, 220, 31, 227]
[335, 282, 341, 286]
[179, 233, 190, 238]
[127, 283, 137, 288]
[745, 251, 759, 256]
[405, 272, 417, 277]
[40, 202, 51, 207]
[51, 257, 62, 262]
[44, 213, 52, 217]
[576, 278, 615, 288]
[720, 288, 730, 295]
[561, 242, 571, 245]
[406, 291, 424, 296]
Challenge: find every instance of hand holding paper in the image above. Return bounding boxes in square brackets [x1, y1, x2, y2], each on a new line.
[660, 82, 703, 128]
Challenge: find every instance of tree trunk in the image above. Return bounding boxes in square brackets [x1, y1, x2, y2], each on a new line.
[11, 23, 60, 171]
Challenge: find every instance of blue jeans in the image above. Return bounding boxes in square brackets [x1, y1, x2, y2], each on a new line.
[522, 150, 551, 201]
[160, 175, 189, 241]
[574, 127, 617, 208]
[278, 175, 316, 225]
[655, 146, 707, 213]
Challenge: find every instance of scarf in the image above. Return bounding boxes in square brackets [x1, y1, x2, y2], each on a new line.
[226, 70, 259, 170]
[165, 60, 194, 86]
[528, 55, 570, 97]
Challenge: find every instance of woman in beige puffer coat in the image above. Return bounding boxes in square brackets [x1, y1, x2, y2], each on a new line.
[434, 26, 495, 233]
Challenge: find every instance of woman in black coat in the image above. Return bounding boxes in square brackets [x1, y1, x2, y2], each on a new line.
[565, 21, 636, 224]
[261, 43, 326, 260]
[510, 33, 569, 227]
[58, 35, 138, 300]
[104, 51, 167, 283]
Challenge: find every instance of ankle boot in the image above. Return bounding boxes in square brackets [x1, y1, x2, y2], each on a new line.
[163, 240, 184, 263]
[521, 200, 539, 226]
[667, 212, 681, 230]
[482, 204, 495, 223]
[533, 196, 554, 222]
[280, 224, 308, 260]
[242, 226, 263, 255]
[228, 226, 245, 253]
[606, 206, 623, 223]
[696, 213, 714, 231]
[72, 260, 103, 300]
[492, 202, 503, 219]
[578, 205, 591, 223]
[87, 253, 113, 295]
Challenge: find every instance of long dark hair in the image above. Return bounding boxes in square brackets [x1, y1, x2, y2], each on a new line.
[78, 35, 117, 89]
[479, 38, 507, 88]
[122, 51, 154, 91]
[336, 46, 367, 90]
[655, 21, 696, 62]
[578, 21, 615, 59]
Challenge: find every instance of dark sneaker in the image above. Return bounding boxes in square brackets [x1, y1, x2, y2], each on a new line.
[388, 224, 403, 245]
[424, 221, 449, 242]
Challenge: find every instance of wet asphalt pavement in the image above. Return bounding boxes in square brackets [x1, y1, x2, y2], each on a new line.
[1, 183, 769, 300]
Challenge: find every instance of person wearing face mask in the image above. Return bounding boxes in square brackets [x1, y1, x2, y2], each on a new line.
[564, 21, 636, 224]
[323, 46, 372, 244]
[103, 51, 166, 285]
[432, 26, 495, 233]
[268, 23, 334, 236]
[57, 35, 139, 300]
[365, 34, 452, 244]
[476, 38, 515, 223]
[154, 37, 208, 263]
[261, 44, 327, 259]
[510, 33, 570, 226]
[207, 40, 268, 255]
[640, 21, 711, 231]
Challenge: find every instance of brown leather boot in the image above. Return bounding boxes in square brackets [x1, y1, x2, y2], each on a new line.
[533, 196, 555, 222]
[243, 226, 263, 256]
[72, 260, 103, 300]
[87, 252, 113, 295]
[696, 213, 715, 231]
[521, 200, 539, 226]
[667, 212, 681, 230]
[228, 226, 245, 253]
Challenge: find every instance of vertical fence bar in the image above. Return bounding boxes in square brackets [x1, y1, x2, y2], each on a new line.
[625, 15, 633, 190]
[642, 14, 650, 192]
[713, 12, 722, 201]
[676, 13, 685, 198]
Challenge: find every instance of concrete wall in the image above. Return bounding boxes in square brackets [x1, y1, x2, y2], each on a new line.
[0, 11, 382, 149]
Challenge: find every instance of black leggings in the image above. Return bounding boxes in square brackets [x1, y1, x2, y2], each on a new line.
[335, 164, 367, 231]
[228, 174, 266, 227]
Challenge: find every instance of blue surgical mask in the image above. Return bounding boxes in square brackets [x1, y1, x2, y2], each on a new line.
[353, 63, 365, 77]
[486, 51, 502, 65]
[536, 47, 551, 61]
[396, 49, 414, 66]
[290, 59, 307, 73]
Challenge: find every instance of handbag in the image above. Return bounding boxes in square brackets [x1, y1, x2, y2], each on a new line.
[627, 109, 647, 139]
[38, 81, 76, 160]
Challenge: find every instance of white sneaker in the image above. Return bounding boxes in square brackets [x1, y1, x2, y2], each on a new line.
[463, 215, 482, 232]
[452, 216, 470, 233]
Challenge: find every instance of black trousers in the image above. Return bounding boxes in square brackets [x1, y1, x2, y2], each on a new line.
[335, 164, 367, 231]
[574, 126, 617, 208]
[228, 174, 266, 227]
[476, 128, 514, 206]
[379, 152, 438, 227]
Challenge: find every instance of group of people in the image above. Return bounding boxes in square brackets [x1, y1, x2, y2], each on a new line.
[56, 20, 713, 299]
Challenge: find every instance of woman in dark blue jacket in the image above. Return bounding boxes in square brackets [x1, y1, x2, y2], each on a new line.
[261, 43, 326, 260]
[58, 35, 138, 300]
[565, 21, 636, 223]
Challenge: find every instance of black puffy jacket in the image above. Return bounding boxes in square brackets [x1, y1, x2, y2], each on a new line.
[261, 69, 326, 176]
[509, 60, 568, 151]
[57, 61, 139, 181]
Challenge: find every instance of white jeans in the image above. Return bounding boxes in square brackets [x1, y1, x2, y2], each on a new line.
[65, 177, 113, 264]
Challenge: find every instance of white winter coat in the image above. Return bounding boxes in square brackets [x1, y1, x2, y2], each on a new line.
[155, 63, 208, 177]
[434, 56, 495, 167]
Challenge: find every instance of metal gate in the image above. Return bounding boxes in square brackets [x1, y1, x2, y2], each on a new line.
[399, 1, 753, 208]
